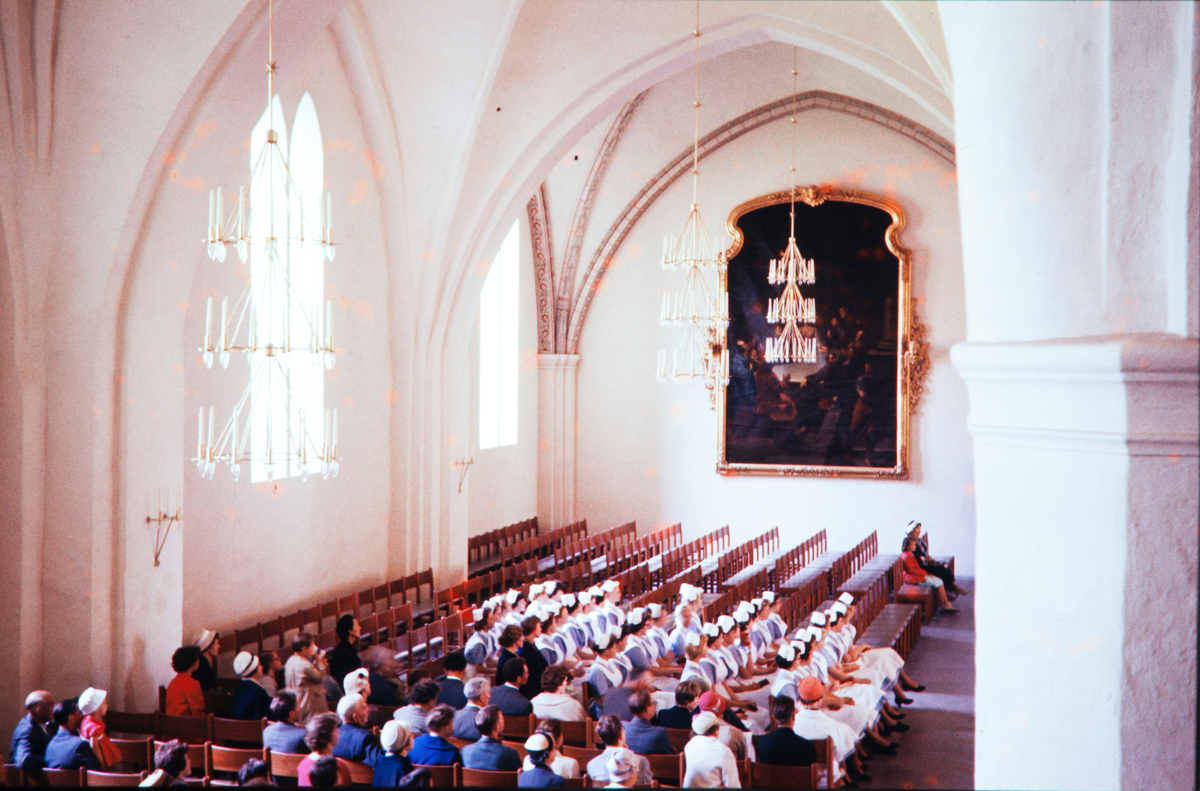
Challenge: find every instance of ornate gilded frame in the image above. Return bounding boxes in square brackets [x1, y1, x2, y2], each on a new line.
[715, 186, 928, 479]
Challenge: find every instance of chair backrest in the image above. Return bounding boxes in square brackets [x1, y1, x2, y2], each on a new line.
[208, 744, 268, 774]
[107, 710, 158, 738]
[3, 764, 23, 788]
[812, 736, 836, 790]
[501, 713, 535, 741]
[211, 716, 266, 746]
[558, 719, 593, 748]
[158, 713, 212, 744]
[564, 777, 586, 788]
[461, 767, 519, 787]
[109, 737, 153, 768]
[86, 769, 150, 787]
[152, 739, 209, 778]
[345, 759, 375, 784]
[665, 728, 692, 753]
[203, 690, 233, 718]
[269, 750, 304, 779]
[646, 753, 683, 784]
[413, 763, 460, 786]
[561, 745, 603, 766]
[749, 760, 820, 789]
[41, 767, 85, 786]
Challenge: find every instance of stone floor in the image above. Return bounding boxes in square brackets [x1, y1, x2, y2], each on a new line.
[858, 578, 975, 790]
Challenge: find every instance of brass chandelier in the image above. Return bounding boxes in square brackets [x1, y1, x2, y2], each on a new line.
[764, 47, 818, 364]
[194, 0, 340, 482]
[657, 0, 730, 406]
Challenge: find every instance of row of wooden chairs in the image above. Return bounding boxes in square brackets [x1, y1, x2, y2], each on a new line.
[706, 527, 779, 593]
[229, 571, 432, 657]
[703, 566, 771, 622]
[550, 521, 638, 574]
[468, 517, 540, 576]
[772, 529, 828, 590]
[499, 519, 588, 569]
[830, 530, 879, 592]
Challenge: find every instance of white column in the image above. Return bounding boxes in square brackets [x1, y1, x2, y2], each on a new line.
[941, 2, 1199, 789]
[537, 354, 580, 531]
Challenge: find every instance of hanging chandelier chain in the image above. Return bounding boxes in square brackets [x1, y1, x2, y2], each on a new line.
[766, 44, 817, 365]
[692, 0, 700, 204]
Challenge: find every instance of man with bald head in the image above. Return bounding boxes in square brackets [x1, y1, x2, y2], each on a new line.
[9, 690, 55, 774]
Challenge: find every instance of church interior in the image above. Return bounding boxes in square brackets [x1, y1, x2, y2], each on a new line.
[0, 1, 1196, 789]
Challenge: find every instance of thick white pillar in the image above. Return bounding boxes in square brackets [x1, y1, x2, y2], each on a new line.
[941, 2, 1199, 789]
[537, 354, 579, 531]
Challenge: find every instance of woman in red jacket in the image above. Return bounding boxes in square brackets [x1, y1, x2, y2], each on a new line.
[902, 537, 958, 613]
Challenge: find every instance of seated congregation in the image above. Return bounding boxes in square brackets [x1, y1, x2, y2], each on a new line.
[7, 519, 947, 787]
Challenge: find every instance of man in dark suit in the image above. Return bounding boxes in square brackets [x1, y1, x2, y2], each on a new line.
[9, 690, 55, 775]
[461, 706, 521, 771]
[756, 696, 817, 767]
[332, 693, 384, 767]
[328, 615, 364, 688]
[453, 678, 490, 741]
[489, 659, 533, 717]
[624, 691, 675, 755]
[437, 652, 469, 709]
[263, 692, 309, 756]
[43, 699, 99, 771]
[654, 679, 702, 731]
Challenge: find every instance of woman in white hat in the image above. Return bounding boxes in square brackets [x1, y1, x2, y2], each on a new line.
[681, 711, 741, 788]
[230, 652, 273, 721]
[585, 632, 626, 701]
[518, 732, 566, 787]
[678, 633, 712, 693]
[78, 688, 121, 770]
[464, 606, 498, 680]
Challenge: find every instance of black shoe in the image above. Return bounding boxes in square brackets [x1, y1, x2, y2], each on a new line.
[874, 743, 898, 756]
[892, 711, 906, 720]
[890, 721, 910, 732]
[894, 695, 913, 705]
[902, 683, 925, 693]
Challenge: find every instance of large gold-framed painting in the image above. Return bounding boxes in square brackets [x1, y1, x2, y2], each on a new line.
[716, 186, 927, 478]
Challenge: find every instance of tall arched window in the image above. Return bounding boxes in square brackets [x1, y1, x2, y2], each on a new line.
[249, 92, 324, 482]
[479, 220, 519, 450]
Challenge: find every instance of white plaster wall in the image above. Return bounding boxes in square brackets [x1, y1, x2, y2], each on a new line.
[574, 59, 974, 570]
[177, 30, 393, 638]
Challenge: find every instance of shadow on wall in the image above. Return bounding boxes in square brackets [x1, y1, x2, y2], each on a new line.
[123, 636, 147, 713]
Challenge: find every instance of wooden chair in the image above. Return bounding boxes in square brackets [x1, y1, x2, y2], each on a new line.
[646, 753, 683, 786]
[748, 760, 820, 788]
[87, 770, 150, 787]
[3, 764, 22, 787]
[234, 624, 262, 654]
[320, 601, 342, 633]
[158, 714, 212, 744]
[110, 737, 153, 769]
[207, 744, 269, 779]
[664, 728, 692, 753]
[41, 767, 85, 786]
[502, 713, 536, 741]
[269, 750, 304, 782]
[153, 739, 209, 778]
[280, 611, 305, 645]
[203, 691, 233, 718]
[413, 764, 460, 786]
[446, 737, 473, 750]
[558, 719, 593, 748]
[107, 710, 158, 738]
[811, 737, 838, 789]
[564, 777, 586, 788]
[562, 744, 603, 767]
[461, 767, 519, 787]
[211, 717, 265, 746]
[300, 604, 323, 634]
[345, 760, 375, 785]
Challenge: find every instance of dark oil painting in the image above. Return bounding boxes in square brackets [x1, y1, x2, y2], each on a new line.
[718, 191, 910, 476]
